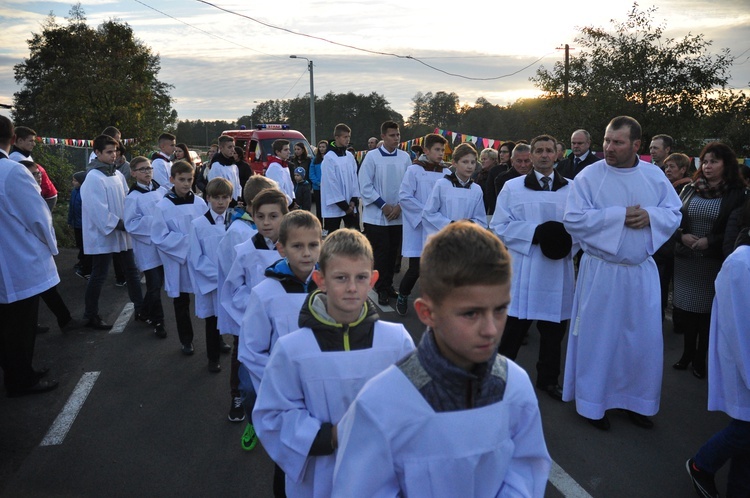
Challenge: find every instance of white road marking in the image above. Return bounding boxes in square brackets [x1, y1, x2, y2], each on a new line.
[368, 290, 394, 312]
[550, 460, 593, 498]
[40, 371, 100, 447]
[109, 302, 134, 334]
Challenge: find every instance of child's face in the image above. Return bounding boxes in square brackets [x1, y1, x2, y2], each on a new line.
[28, 166, 42, 186]
[171, 172, 194, 196]
[425, 144, 445, 164]
[453, 154, 477, 181]
[160, 139, 176, 155]
[277, 227, 321, 281]
[253, 203, 284, 242]
[220, 141, 235, 159]
[208, 194, 231, 216]
[277, 144, 291, 161]
[71, 178, 81, 188]
[132, 162, 153, 185]
[95, 144, 117, 165]
[414, 282, 510, 371]
[334, 132, 351, 148]
[294, 173, 304, 183]
[313, 255, 378, 324]
[15, 135, 36, 153]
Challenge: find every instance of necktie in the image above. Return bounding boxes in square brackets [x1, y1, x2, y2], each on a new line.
[541, 176, 551, 191]
[574, 157, 581, 169]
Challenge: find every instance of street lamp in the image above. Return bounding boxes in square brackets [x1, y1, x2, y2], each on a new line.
[289, 55, 316, 146]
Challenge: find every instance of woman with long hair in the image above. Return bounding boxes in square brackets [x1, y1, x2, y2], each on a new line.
[672, 142, 748, 378]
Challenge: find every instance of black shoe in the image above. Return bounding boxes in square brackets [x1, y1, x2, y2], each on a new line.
[75, 269, 90, 280]
[34, 367, 50, 380]
[693, 365, 706, 379]
[396, 294, 408, 316]
[219, 341, 232, 354]
[377, 290, 390, 306]
[85, 316, 112, 330]
[60, 318, 87, 333]
[115, 280, 127, 287]
[134, 313, 153, 326]
[626, 410, 654, 429]
[387, 287, 399, 298]
[538, 384, 564, 401]
[208, 360, 221, 373]
[35, 325, 50, 335]
[673, 358, 691, 370]
[585, 415, 610, 431]
[7, 379, 59, 398]
[181, 343, 194, 355]
[686, 458, 719, 498]
[154, 323, 167, 338]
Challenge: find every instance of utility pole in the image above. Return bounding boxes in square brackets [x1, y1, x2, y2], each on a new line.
[557, 44, 574, 101]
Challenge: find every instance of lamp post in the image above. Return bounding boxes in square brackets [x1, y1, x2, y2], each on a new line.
[289, 55, 316, 146]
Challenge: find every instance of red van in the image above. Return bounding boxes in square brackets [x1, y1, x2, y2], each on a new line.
[221, 124, 314, 175]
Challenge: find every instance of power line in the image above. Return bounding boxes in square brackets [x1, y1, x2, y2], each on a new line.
[280, 68, 309, 100]
[194, 0, 552, 81]
[131, 0, 282, 59]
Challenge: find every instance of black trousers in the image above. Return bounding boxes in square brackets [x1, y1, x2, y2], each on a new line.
[142, 266, 164, 322]
[40, 285, 73, 327]
[74, 227, 92, 274]
[398, 257, 420, 297]
[364, 223, 402, 292]
[205, 316, 220, 362]
[0, 294, 40, 391]
[312, 190, 322, 222]
[673, 307, 711, 369]
[230, 335, 241, 398]
[499, 316, 567, 387]
[173, 293, 194, 346]
[323, 212, 358, 234]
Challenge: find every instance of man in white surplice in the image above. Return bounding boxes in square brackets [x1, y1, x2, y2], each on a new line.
[562, 116, 681, 431]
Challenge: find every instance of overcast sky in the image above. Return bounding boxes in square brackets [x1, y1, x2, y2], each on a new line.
[1, 0, 749, 128]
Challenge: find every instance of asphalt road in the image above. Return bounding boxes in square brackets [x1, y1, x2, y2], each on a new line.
[0, 247, 731, 497]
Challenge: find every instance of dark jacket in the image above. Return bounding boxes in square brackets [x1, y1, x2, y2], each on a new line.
[294, 179, 312, 212]
[494, 167, 522, 198]
[675, 183, 749, 260]
[556, 151, 599, 179]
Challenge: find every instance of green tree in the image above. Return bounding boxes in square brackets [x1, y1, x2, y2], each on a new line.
[13, 4, 176, 143]
[531, 3, 739, 151]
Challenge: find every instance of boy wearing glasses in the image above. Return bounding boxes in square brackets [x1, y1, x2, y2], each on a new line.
[124, 156, 169, 337]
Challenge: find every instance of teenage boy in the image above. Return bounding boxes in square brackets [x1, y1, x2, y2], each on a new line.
[208, 135, 242, 203]
[238, 210, 322, 455]
[423, 142, 487, 237]
[320, 123, 360, 234]
[0, 116, 60, 396]
[222, 187, 287, 428]
[151, 160, 207, 355]
[10, 125, 58, 210]
[189, 178, 233, 373]
[124, 156, 169, 337]
[254, 228, 415, 498]
[396, 133, 450, 316]
[265, 139, 295, 208]
[358, 120, 411, 306]
[151, 132, 176, 188]
[81, 134, 144, 330]
[332, 222, 551, 496]
[216, 175, 276, 424]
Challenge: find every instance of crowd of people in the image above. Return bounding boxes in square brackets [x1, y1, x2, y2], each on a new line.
[2, 113, 749, 496]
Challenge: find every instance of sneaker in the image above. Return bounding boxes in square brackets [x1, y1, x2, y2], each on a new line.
[208, 360, 221, 373]
[115, 280, 127, 287]
[686, 459, 719, 498]
[228, 396, 246, 422]
[377, 290, 390, 306]
[75, 269, 90, 280]
[181, 343, 194, 355]
[134, 313, 153, 326]
[85, 315, 113, 330]
[153, 323, 167, 338]
[396, 294, 408, 316]
[241, 423, 258, 451]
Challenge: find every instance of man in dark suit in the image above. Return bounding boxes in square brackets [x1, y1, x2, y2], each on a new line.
[494, 143, 532, 198]
[557, 129, 597, 179]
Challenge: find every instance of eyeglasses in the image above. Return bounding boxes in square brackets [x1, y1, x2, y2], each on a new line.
[134, 167, 154, 172]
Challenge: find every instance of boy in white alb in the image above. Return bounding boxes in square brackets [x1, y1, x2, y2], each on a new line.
[358, 120, 411, 307]
[320, 123, 360, 234]
[151, 160, 207, 355]
[396, 133, 450, 316]
[264, 139, 295, 208]
[124, 156, 169, 337]
[332, 222, 550, 497]
[208, 135, 242, 203]
[422, 142, 487, 238]
[150, 132, 176, 189]
[189, 178, 232, 373]
[254, 228, 415, 498]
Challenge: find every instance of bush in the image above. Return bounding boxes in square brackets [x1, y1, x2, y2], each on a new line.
[33, 144, 79, 248]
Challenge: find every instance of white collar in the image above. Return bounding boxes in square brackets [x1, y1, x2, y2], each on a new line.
[534, 169, 555, 184]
